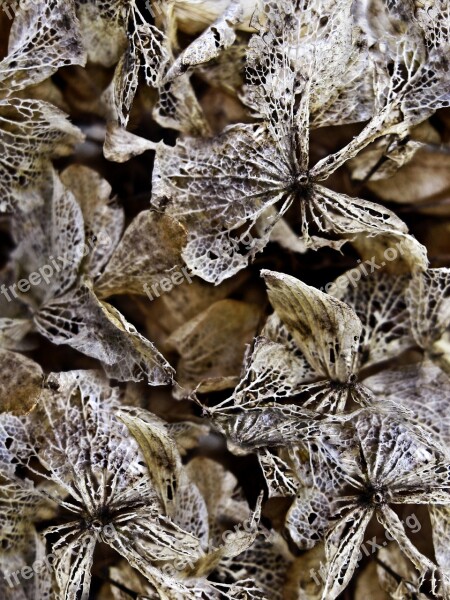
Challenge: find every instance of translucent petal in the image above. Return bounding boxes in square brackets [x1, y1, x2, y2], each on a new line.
[34, 281, 174, 384]
[261, 270, 362, 382]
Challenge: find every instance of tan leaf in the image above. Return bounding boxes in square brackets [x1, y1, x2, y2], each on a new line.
[0, 350, 43, 415]
[148, 272, 246, 333]
[351, 231, 428, 274]
[173, 0, 257, 34]
[355, 561, 389, 600]
[75, 0, 128, 67]
[366, 148, 450, 211]
[166, 299, 261, 396]
[95, 212, 187, 297]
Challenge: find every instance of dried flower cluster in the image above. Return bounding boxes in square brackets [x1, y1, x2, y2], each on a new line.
[0, 0, 450, 598]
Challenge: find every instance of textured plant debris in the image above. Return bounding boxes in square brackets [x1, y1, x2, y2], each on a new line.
[0, 1, 450, 599]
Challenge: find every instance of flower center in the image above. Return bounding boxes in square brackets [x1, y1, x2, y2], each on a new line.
[90, 518, 104, 531]
[362, 484, 387, 506]
[293, 171, 310, 189]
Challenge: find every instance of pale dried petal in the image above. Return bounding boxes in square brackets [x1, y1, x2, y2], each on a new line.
[215, 531, 292, 600]
[330, 272, 414, 368]
[323, 506, 373, 600]
[11, 170, 85, 305]
[152, 124, 291, 283]
[258, 449, 299, 497]
[104, 123, 157, 163]
[232, 335, 315, 408]
[309, 186, 408, 243]
[376, 543, 429, 600]
[262, 270, 362, 382]
[0, 531, 53, 600]
[113, 21, 169, 126]
[363, 147, 450, 208]
[95, 212, 186, 298]
[34, 281, 174, 384]
[376, 507, 440, 591]
[60, 164, 125, 278]
[311, 16, 450, 180]
[50, 527, 97, 600]
[406, 268, 450, 350]
[185, 457, 244, 538]
[212, 403, 333, 449]
[0, 99, 84, 213]
[0, 317, 35, 351]
[165, 0, 243, 81]
[166, 299, 260, 396]
[117, 409, 183, 515]
[0, 0, 85, 94]
[364, 361, 450, 448]
[153, 72, 210, 135]
[286, 487, 332, 550]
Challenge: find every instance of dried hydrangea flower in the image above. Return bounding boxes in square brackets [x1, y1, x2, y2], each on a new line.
[102, 450, 288, 599]
[0, 0, 448, 597]
[203, 268, 435, 464]
[203, 268, 450, 598]
[87, 0, 208, 146]
[234, 408, 450, 599]
[318, 409, 450, 599]
[0, 0, 86, 212]
[152, 0, 430, 283]
[333, 267, 450, 372]
[0, 370, 277, 599]
[0, 167, 175, 383]
[314, 0, 450, 178]
[228, 269, 397, 420]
